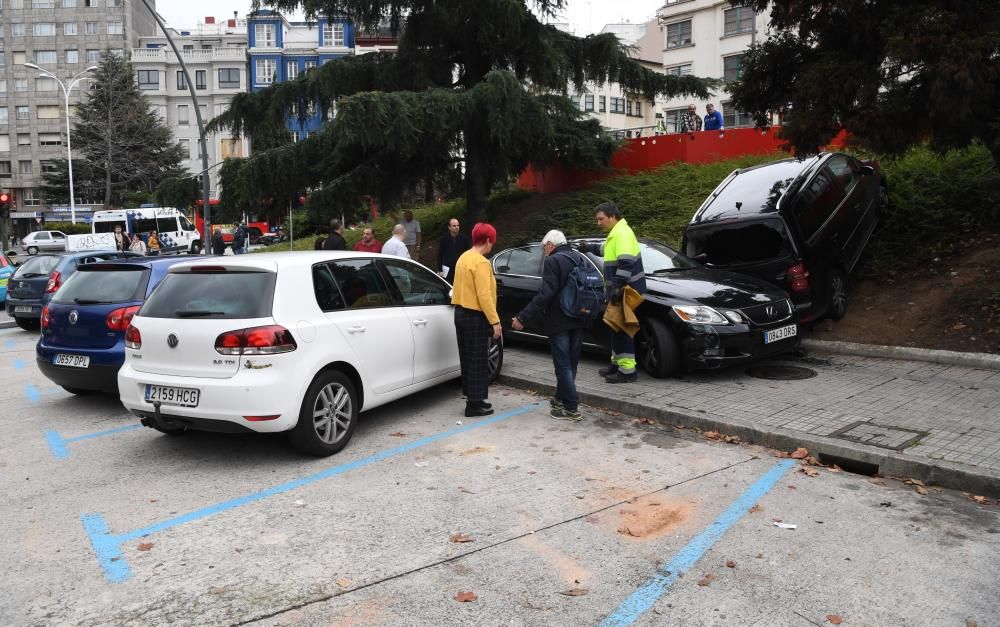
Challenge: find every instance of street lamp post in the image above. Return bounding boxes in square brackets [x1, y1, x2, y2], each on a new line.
[24, 63, 97, 225]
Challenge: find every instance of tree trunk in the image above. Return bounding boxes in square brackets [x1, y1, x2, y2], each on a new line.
[424, 172, 434, 203]
[463, 124, 490, 224]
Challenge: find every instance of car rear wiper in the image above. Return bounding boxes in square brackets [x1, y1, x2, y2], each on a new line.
[20, 272, 46, 278]
[649, 268, 684, 274]
[74, 298, 113, 304]
[175, 309, 226, 317]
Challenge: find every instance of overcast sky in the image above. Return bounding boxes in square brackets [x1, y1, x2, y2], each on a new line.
[156, 0, 661, 35]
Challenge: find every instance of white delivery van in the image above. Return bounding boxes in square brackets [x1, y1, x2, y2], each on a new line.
[91, 206, 203, 254]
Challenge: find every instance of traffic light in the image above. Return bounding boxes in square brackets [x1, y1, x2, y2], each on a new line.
[0, 192, 10, 218]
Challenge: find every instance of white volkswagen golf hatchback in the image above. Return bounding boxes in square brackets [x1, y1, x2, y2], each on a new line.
[118, 252, 503, 456]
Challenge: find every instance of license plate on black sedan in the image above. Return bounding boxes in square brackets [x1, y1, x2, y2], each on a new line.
[145, 384, 200, 407]
[14, 305, 34, 314]
[763, 324, 798, 344]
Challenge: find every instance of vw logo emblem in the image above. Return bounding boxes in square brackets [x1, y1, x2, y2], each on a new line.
[764, 305, 777, 319]
[167, 333, 179, 348]
[68, 310, 79, 325]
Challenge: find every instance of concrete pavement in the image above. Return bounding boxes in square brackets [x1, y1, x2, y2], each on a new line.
[500, 343, 1000, 497]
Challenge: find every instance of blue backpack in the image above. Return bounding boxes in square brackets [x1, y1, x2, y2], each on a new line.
[556, 251, 607, 322]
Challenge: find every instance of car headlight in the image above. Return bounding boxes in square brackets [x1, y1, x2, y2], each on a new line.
[672, 305, 730, 325]
[723, 310, 744, 324]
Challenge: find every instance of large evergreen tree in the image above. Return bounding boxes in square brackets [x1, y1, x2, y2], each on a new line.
[211, 1, 712, 222]
[729, 0, 1000, 166]
[41, 50, 186, 207]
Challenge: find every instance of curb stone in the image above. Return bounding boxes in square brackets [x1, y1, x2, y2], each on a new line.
[802, 338, 1000, 371]
[498, 372, 1000, 499]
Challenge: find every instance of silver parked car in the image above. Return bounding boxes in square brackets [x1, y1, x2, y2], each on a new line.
[21, 231, 68, 255]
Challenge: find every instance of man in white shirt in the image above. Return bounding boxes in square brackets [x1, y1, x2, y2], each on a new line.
[381, 224, 411, 258]
[402, 209, 421, 259]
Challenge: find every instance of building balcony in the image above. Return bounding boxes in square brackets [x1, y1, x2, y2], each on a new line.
[131, 47, 247, 63]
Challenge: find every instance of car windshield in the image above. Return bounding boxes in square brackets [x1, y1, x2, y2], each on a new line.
[140, 271, 276, 319]
[685, 219, 794, 266]
[54, 268, 148, 304]
[639, 241, 699, 273]
[14, 255, 61, 277]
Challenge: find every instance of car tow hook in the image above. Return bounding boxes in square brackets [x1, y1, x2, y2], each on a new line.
[139, 401, 164, 429]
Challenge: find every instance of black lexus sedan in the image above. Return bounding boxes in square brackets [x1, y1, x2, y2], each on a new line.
[493, 237, 800, 377]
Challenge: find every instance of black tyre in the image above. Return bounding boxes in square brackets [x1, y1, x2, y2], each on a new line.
[27, 246, 39, 255]
[189, 241, 203, 255]
[826, 267, 848, 321]
[15, 317, 40, 331]
[62, 386, 97, 395]
[636, 317, 681, 378]
[487, 335, 504, 383]
[249, 229, 262, 244]
[289, 370, 358, 456]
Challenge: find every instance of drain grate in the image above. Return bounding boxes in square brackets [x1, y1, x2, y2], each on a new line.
[745, 365, 817, 380]
[829, 421, 928, 451]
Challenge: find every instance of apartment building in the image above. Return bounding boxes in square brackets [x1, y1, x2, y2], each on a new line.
[0, 0, 157, 226]
[131, 16, 250, 198]
[657, 0, 765, 133]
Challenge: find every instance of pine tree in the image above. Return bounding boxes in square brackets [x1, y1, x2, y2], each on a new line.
[211, 1, 713, 222]
[42, 50, 186, 207]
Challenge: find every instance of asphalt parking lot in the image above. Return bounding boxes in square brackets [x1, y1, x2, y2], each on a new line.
[2, 324, 999, 626]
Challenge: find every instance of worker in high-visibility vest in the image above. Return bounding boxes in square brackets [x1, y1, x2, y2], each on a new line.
[594, 201, 646, 383]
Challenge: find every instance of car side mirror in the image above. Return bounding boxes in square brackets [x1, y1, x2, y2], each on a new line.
[860, 165, 875, 176]
[692, 253, 709, 263]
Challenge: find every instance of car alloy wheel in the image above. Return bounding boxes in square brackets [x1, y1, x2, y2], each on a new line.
[827, 268, 848, 321]
[487, 335, 504, 382]
[27, 246, 39, 255]
[313, 381, 353, 445]
[290, 370, 358, 456]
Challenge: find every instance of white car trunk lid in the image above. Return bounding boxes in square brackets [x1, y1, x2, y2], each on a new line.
[129, 316, 274, 379]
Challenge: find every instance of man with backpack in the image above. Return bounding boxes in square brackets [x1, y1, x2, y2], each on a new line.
[511, 230, 603, 421]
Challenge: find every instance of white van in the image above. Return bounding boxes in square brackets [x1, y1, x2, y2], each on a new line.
[91, 206, 203, 254]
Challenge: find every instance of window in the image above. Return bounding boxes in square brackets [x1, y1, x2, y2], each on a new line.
[328, 259, 394, 309]
[627, 100, 634, 116]
[256, 59, 275, 84]
[323, 22, 345, 46]
[610, 97, 626, 114]
[793, 169, 846, 240]
[176, 71, 187, 90]
[18, 134, 31, 148]
[64, 23, 78, 36]
[666, 64, 692, 76]
[63, 0, 77, 6]
[86, 49, 100, 64]
[14, 52, 27, 65]
[635, 100, 643, 117]
[177, 104, 189, 125]
[19, 160, 33, 175]
[156, 217, 177, 234]
[156, 105, 166, 119]
[291, 130, 300, 143]
[12, 24, 26, 37]
[826, 155, 861, 194]
[304, 60, 316, 71]
[36, 77, 58, 92]
[286, 61, 298, 80]
[86, 22, 99, 35]
[383, 259, 451, 305]
[32, 0, 56, 6]
[218, 68, 240, 88]
[255, 23, 275, 47]
[16, 106, 29, 120]
[0, 80, 6, 94]
[37, 105, 59, 119]
[663, 108, 686, 133]
[584, 94, 595, 112]
[220, 138, 243, 159]
[15, 78, 29, 92]
[496, 246, 544, 276]
[312, 264, 347, 311]
[195, 70, 206, 90]
[41, 160, 59, 174]
[35, 50, 58, 65]
[109, 48, 123, 57]
[107, 0, 122, 6]
[724, 6, 755, 36]
[137, 70, 159, 90]
[33, 23, 57, 36]
[107, 21, 123, 35]
[0, 161, 10, 176]
[0, 137, 7, 153]
[134, 271, 278, 319]
[721, 101, 751, 128]
[39, 133, 62, 146]
[0, 108, 6, 124]
[599, 95, 606, 112]
[178, 138, 190, 158]
[666, 20, 692, 48]
[723, 54, 744, 82]
[24, 189, 42, 206]
[65, 50, 79, 64]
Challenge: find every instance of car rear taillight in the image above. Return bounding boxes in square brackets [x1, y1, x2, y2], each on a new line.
[45, 271, 61, 293]
[106, 305, 141, 331]
[41, 305, 51, 329]
[215, 325, 297, 355]
[125, 324, 142, 349]
[787, 263, 810, 292]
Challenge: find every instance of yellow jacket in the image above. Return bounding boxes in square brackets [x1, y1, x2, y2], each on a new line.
[603, 285, 644, 337]
[451, 250, 499, 324]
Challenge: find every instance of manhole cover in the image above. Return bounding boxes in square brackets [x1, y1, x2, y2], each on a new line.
[829, 421, 927, 451]
[745, 365, 817, 380]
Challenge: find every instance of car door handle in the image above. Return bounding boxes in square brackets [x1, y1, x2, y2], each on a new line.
[346, 326, 366, 333]
[413, 319, 428, 327]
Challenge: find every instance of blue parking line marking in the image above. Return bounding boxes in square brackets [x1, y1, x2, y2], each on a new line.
[25, 384, 62, 402]
[6, 338, 16, 350]
[13, 358, 25, 370]
[82, 402, 541, 583]
[46, 424, 144, 460]
[599, 460, 796, 627]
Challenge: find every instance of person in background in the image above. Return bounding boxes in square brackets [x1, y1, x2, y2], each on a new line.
[113, 225, 131, 252]
[681, 104, 702, 133]
[704, 103, 725, 131]
[147, 230, 161, 256]
[232, 221, 248, 254]
[402, 209, 422, 259]
[323, 219, 347, 251]
[314, 235, 327, 250]
[437, 218, 471, 283]
[451, 223, 501, 418]
[353, 227, 382, 253]
[129, 235, 147, 255]
[381, 224, 411, 258]
[212, 227, 226, 255]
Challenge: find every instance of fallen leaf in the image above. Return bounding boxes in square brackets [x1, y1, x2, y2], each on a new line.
[869, 477, 886, 485]
[755, 553, 764, 559]
[952, 323, 967, 331]
[772, 518, 782, 523]
[971, 495, 988, 504]
[826, 615, 844, 625]
[388, 432, 407, 437]
[149, 499, 158, 503]
[748, 504, 763, 514]
[704, 431, 721, 440]
[335, 578, 353, 588]
[454, 591, 478, 603]
[801, 467, 820, 477]
[904, 478, 925, 487]
[697, 573, 715, 587]
[915, 486, 929, 495]
[458, 487, 477, 494]
[803, 456, 821, 466]
[137, 542, 154, 552]
[631, 418, 655, 425]
[790, 448, 809, 459]
[828, 465, 843, 473]
[774, 451, 792, 459]
[557, 588, 589, 596]
[723, 435, 742, 444]
[788, 485, 797, 490]
[725, 560, 736, 568]
[967, 619, 979, 627]
[449, 533, 474, 543]
[618, 526, 638, 537]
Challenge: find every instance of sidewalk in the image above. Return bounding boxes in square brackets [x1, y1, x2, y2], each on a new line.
[500, 344, 1000, 496]
[0, 310, 15, 329]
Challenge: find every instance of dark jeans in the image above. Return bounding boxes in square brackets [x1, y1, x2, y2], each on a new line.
[549, 329, 583, 411]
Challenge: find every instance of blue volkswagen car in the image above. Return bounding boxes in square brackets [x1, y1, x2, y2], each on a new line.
[36, 256, 193, 394]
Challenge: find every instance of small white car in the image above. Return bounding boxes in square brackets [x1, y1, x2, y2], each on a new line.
[118, 252, 503, 456]
[21, 230, 68, 255]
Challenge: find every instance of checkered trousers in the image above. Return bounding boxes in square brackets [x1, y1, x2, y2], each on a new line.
[454, 306, 492, 402]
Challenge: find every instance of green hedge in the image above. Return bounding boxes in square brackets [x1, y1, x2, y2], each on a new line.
[42, 221, 91, 235]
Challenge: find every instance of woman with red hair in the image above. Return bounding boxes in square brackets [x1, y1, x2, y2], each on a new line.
[451, 222, 501, 417]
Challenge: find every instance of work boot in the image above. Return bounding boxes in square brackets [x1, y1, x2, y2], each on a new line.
[465, 401, 494, 417]
[605, 371, 638, 384]
[598, 363, 620, 377]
